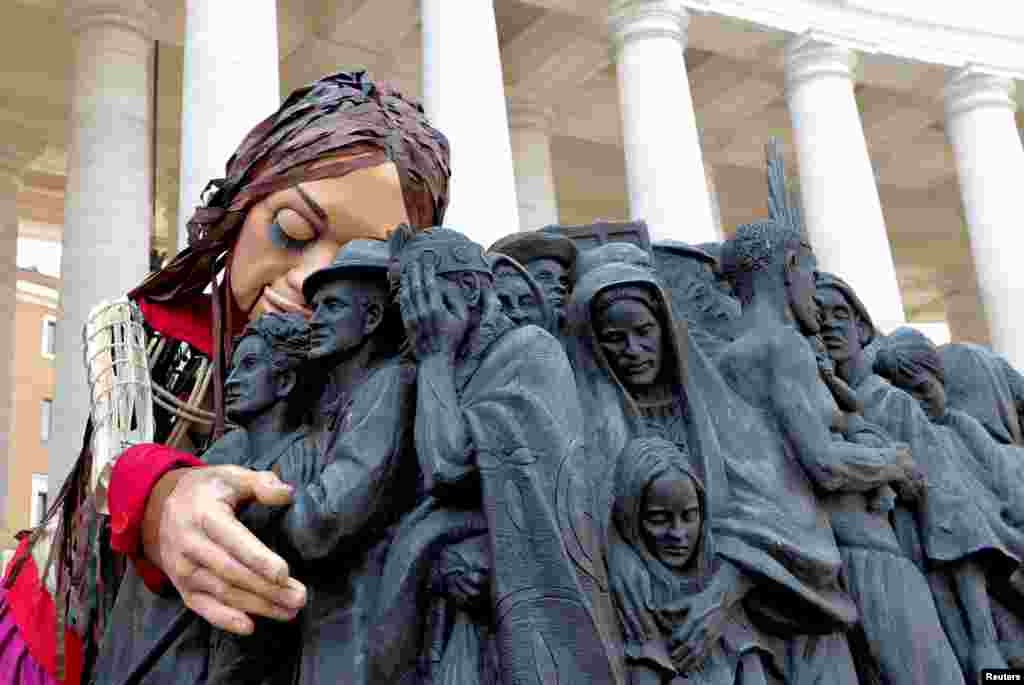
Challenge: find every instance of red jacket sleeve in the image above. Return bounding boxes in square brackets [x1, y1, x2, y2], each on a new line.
[108, 444, 205, 592]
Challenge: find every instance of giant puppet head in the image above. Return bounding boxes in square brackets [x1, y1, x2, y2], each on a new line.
[132, 70, 450, 323]
[127, 70, 449, 435]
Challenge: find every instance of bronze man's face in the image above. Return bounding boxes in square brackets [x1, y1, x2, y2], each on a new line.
[641, 471, 702, 571]
[595, 297, 663, 390]
[230, 160, 409, 321]
[527, 257, 570, 322]
[816, 285, 861, 365]
[224, 335, 279, 424]
[308, 279, 379, 362]
[494, 267, 545, 328]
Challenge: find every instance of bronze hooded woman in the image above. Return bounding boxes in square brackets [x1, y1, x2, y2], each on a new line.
[609, 437, 782, 685]
[940, 342, 1024, 447]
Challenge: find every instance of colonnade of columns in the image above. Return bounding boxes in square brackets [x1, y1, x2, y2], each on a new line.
[41, 0, 1024, 487]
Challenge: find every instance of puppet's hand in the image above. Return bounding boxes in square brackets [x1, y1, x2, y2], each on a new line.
[142, 466, 307, 635]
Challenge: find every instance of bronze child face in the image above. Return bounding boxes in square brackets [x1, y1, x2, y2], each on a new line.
[527, 257, 571, 321]
[641, 470, 702, 571]
[494, 266, 545, 328]
[224, 335, 280, 423]
[595, 297, 663, 390]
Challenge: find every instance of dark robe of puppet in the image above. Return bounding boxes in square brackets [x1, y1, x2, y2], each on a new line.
[91, 427, 316, 685]
[370, 307, 619, 685]
[203, 428, 320, 685]
[566, 262, 859, 685]
[852, 372, 1024, 570]
[940, 343, 1024, 447]
[609, 444, 783, 685]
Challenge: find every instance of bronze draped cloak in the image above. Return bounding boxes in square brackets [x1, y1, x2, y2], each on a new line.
[566, 262, 858, 636]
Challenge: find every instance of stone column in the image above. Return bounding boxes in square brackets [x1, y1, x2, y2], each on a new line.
[609, 0, 717, 244]
[421, 0, 520, 246]
[508, 100, 560, 232]
[944, 66, 1024, 368]
[0, 133, 42, 532]
[53, 0, 155, 491]
[784, 35, 905, 332]
[177, 0, 279, 252]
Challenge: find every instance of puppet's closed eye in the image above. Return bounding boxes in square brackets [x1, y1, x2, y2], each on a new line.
[269, 208, 316, 250]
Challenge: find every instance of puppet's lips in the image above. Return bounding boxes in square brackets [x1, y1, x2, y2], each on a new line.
[821, 335, 844, 348]
[661, 545, 690, 556]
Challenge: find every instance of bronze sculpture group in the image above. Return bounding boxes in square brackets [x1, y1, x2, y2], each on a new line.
[102, 213, 1024, 684]
[5, 70, 1023, 685]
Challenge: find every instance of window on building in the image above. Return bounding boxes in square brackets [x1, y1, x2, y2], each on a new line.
[40, 399, 52, 443]
[41, 317, 56, 358]
[30, 474, 48, 527]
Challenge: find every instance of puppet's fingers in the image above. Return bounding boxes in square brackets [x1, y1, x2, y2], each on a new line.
[183, 591, 255, 636]
[196, 511, 307, 612]
[186, 566, 298, 623]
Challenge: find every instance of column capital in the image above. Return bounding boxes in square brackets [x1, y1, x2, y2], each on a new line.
[507, 99, 556, 133]
[784, 34, 859, 95]
[943, 65, 1019, 120]
[608, 0, 689, 50]
[66, 0, 157, 37]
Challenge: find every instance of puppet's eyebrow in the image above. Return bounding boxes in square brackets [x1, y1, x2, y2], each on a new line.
[295, 184, 328, 225]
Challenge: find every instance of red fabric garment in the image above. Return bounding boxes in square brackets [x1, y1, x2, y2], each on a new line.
[62, 629, 82, 685]
[136, 290, 248, 357]
[109, 444, 205, 592]
[136, 293, 214, 356]
[4, 538, 56, 678]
